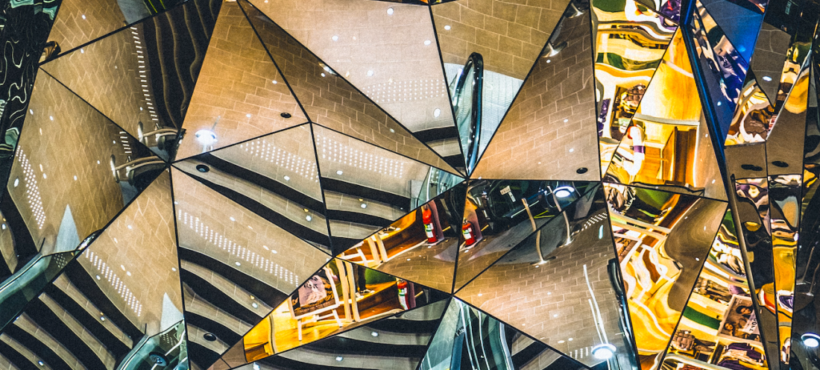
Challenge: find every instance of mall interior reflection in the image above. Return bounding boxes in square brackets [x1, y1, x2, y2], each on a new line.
[1, 0, 820, 369]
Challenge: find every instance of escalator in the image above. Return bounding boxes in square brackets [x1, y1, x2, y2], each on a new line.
[451, 53, 484, 174]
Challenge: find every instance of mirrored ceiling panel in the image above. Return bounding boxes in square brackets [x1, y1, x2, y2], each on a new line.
[247, 0, 464, 170]
[698, 0, 764, 63]
[604, 29, 727, 201]
[5, 171, 191, 369]
[175, 124, 330, 250]
[469, 1, 599, 180]
[338, 182, 466, 293]
[0, 72, 165, 329]
[40, 0, 223, 160]
[313, 124, 464, 253]
[660, 209, 771, 370]
[750, 23, 791, 106]
[233, 298, 448, 370]
[457, 185, 638, 369]
[224, 258, 449, 365]
[171, 166, 330, 306]
[238, 0, 460, 175]
[766, 64, 810, 176]
[454, 180, 596, 291]
[418, 298, 589, 370]
[606, 183, 727, 366]
[591, 0, 677, 175]
[175, 1, 308, 161]
[431, 0, 582, 172]
[46, 0, 186, 55]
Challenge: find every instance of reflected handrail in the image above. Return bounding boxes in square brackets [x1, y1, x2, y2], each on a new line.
[451, 52, 483, 174]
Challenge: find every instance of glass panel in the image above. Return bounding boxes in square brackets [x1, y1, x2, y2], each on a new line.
[175, 124, 330, 251]
[171, 166, 331, 353]
[419, 298, 588, 370]
[338, 182, 467, 293]
[606, 184, 728, 367]
[454, 180, 596, 290]
[175, 1, 307, 160]
[239, 0, 459, 175]
[247, 0, 462, 170]
[725, 73, 774, 145]
[750, 23, 791, 106]
[458, 185, 637, 369]
[235, 299, 448, 370]
[605, 29, 727, 201]
[228, 259, 448, 365]
[313, 125, 464, 254]
[48, 0, 187, 54]
[767, 65, 810, 175]
[733, 177, 780, 366]
[471, 3, 599, 180]
[661, 210, 770, 370]
[1, 72, 164, 299]
[40, 0, 223, 159]
[591, 0, 678, 175]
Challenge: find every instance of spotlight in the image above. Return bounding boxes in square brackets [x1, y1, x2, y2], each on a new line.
[195, 129, 217, 146]
[802, 333, 820, 348]
[554, 186, 574, 198]
[592, 343, 616, 360]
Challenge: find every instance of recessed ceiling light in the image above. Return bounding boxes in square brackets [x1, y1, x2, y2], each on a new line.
[336, 356, 344, 362]
[321, 73, 326, 77]
[444, 25, 451, 30]
[82, 14, 86, 19]
[386, 7, 393, 15]
[367, 70, 374, 76]
[235, 261, 241, 266]
[361, 203, 367, 208]
[336, 170, 343, 175]
[371, 331, 379, 337]
[592, 344, 616, 360]
[284, 176, 290, 181]
[332, 35, 339, 41]
[762, 75, 772, 82]
[434, 108, 441, 117]
[272, 80, 277, 84]
[424, 40, 431, 46]
[306, 215, 312, 222]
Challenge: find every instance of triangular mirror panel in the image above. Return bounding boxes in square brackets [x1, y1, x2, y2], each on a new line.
[247, 0, 463, 170]
[604, 29, 727, 201]
[175, 124, 331, 251]
[175, 1, 308, 160]
[454, 180, 598, 291]
[337, 181, 467, 293]
[238, 0, 460, 175]
[469, 1, 599, 180]
[605, 183, 727, 367]
[312, 124, 463, 254]
[41, 0, 223, 160]
[47, 0, 188, 55]
[217, 258, 449, 366]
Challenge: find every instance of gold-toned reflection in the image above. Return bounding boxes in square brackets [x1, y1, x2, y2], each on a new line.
[239, 259, 446, 363]
[605, 184, 727, 367]
[592, 0, 678, 174]
[726, 80, 774, 145]
[769, 175, 801, 363]
[338, 183, 464, 293]
[604, 30, 725, 200]
[661, 210, 768, 370]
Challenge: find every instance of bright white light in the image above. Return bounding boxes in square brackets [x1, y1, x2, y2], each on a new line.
[306, 215, 312, 222]
[803, 333, 820, 348]
[424, 40, 431, 46]
[371, 331, 379, 337]
[13, 178, 18, 187]
[272, 80, 278, 84]
[336, 356, 344, 362]
[444, 25, 451, 30]
[284, 176, 290, 181]
[321, 73, 326, 77]
[367, 70, 374, 76]
[762, 76, 772, 82]
[332, 35, 339, 41]
[592, 344, 616, 360]
[386, 7, 393, 15]
[253, 364, 260, 370]
[434, 108, 441, 117]
[361, 203, 367, 209]
[195, 130, 217, 146]
[554, 186, 573, 198]
[336, 170, 343, 175]
[82, 14, 86, 19]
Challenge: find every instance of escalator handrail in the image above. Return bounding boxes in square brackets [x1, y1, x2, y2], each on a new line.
[452, 52, 484, 173]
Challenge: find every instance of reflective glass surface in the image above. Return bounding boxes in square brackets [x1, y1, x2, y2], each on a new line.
[5, 0, 820, 369]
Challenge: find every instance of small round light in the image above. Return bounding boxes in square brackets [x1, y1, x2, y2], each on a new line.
[306, 215, 313, 222]
[762, 76, 772, 82]
[13, 178, 19, 187]
[38, 361, 44, 366]
[367, 70, 374, 76]
[386, 7, 393, 15]
[195, 129, 217, 146]
[336, 170, 343, 175]
[424, 40, 431, 46]
[555, 189, 571, 198]
[196, 164, 210, 173]
[803, 333, 820, 348]
[361, 203, 367, 209]
[371, 331, 379, 337]
[592, 343, 616, 360]
[332, 35, 339, 41]
[284, 176, 290, 181]
[336, 356, 344, 362]
[444, 25, 451, 30]
[434, 108, 441, 117]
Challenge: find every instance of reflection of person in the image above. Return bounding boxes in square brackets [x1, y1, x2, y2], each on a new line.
[723, 342, 764, 365]
[352, 264, 372, 298]
[605, 183, 667, 223]
[671, 330, 715, 354]
[300, 275, 327, 305]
